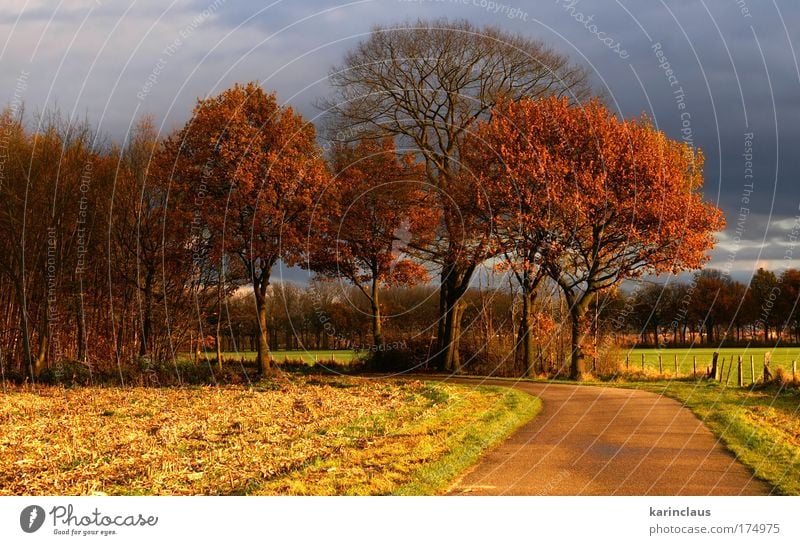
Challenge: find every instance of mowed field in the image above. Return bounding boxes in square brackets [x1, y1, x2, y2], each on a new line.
[624, 347, 800, 384]
[197, 350, 364, 364]
[0, 376, 538, 495]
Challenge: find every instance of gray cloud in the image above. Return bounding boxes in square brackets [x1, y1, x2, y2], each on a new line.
[2, 0, 799, 278]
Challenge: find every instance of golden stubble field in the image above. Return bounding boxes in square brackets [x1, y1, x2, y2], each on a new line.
[0, 376, 536, 495]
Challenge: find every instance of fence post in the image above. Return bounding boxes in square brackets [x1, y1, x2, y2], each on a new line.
[750, 355, 755, 385]
[737, 355, 743, 388]
[725, 357, 734, 385]
[718, 356, 726, 382]
[626, 354, 629, 370]
[658, 354, 663, 374]
[710, 351, 719, 380]
[641, 353, 645, 371]
[674, 354, 678, 375]
[693, 355, 697, 378]
[793, 360, 797, 382]
[763, 351, 772, 382]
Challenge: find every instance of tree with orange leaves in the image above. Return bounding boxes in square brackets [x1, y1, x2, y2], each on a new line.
[470, 97, 724, 379]
[309, 137, 430, 351]
[164, 82, 328, 374]
[465, 103, 559, 376]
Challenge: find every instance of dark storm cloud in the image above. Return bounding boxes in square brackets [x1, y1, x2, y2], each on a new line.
[2, 0, 799, 278]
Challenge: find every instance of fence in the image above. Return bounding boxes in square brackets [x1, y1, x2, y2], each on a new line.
[622, 351, 798, 387]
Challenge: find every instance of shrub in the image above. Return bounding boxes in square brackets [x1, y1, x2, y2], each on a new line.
[772, 367, 799, 390]
[364, 336, 437, 372]
[459, 336, 519, 377]
[592, 345, 623, 378]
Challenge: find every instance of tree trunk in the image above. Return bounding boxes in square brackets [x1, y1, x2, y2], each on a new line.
[139, 274, 153, 359]
[195, 332, 202, 362]
[33, 319, 48, 377]
[76, 291, 87, 362]
[437, 262, 475, 372]
[563, 288, 594, 380]
[569, 307, 589, 379]
[518, 289, 536, 377]
[450, 302, 465, 373]
[14, 278, 36, 380]
[115, 310, 125, 368]
[454, 303, 465, 370]
[252, 269, 271, 375]
[441, 296, 465, 373]
[254, 296, 270, 374]
[370, 277, 382, 348]
[436, 272, 448, 360]
[215, 300, 223, 370]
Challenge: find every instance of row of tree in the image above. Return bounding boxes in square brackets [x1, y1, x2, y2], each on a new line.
[206, 265, 800, 378]
[624, 268, 800, 346]
[0, 19, 724, 382]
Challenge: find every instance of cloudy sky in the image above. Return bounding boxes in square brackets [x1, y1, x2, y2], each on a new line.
[2, 0, 798, 281]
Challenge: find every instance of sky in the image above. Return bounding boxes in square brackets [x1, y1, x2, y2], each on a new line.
[2, 0, 799, 283]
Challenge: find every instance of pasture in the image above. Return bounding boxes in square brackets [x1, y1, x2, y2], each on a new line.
[622, 347, 800, 384]
[199, 350, 364, 365]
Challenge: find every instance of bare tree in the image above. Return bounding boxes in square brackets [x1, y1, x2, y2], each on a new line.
[323, 18, 592, 371]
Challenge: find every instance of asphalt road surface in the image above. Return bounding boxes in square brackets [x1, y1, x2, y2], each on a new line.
[444, 379, 771, 495]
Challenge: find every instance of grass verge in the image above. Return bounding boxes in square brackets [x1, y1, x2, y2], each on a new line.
[618, 379, 800, 495]
[254, 382, 540, 495]
[0, 376, 538, 495]
[393, 385, 539, 495]
[432, 373, 799, 495]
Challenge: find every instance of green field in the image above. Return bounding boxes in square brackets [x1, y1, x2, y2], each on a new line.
[622, 347, 800, 384]
[196, 349, 364, 364]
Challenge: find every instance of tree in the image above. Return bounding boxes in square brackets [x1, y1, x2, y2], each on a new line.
[478, 97, 723, 379]
[309, 137, 429, 350]
[112, 118, 164, 360]
[629, 284, 669, 346]
[0, 109, 97, 378]
[724, 280, 748, 342]
[0, 108, 44, 378]
[690, 269, 735, 345]
[750, 267, 779, 342]
[466, 99, 566, 375]
[165, 82, 328, 374]
[324, 18, 592, 372]
[776, 269, 800, 342]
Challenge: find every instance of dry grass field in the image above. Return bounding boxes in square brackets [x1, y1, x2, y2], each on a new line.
[0, 376, 538, 495]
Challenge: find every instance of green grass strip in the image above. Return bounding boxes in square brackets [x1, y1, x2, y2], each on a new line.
[393, 385, 541, 496]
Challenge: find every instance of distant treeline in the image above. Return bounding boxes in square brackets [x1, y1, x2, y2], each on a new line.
[213, 267, 800, 355]
[617, 268, 800, 347]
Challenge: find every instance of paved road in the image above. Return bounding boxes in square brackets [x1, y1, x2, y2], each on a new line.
[445, 379, 771, 495]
